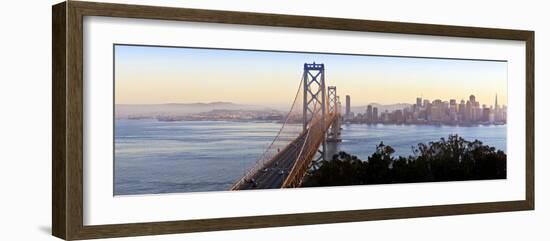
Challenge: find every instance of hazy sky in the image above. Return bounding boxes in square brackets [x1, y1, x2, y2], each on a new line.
[115, 45, 507, 107]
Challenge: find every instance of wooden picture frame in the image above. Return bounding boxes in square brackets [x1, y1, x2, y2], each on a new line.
[52, 1, 534, 240]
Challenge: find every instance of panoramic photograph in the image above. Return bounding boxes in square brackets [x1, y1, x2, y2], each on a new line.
[114, 44, 507, 195]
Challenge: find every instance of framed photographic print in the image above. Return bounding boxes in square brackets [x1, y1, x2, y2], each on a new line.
[52, 1, 534, 240]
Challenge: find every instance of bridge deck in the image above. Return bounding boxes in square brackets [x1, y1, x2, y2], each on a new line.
[234, 132, 308, 189]
[233, 114, 336, 190]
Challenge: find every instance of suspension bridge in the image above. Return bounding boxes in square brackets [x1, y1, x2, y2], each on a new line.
[231, 62, 342, 190]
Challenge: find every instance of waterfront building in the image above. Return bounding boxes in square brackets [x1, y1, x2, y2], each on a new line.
[431, 99, 443, 121]
[425, 101, 432, 121]
[458, 100, 466, 122]
[366, 105, 373, 122]
[482, 105, 491, 122]
[345, 95, 351, 118]
[465, 100, 472, 122]
[393, 109, 403, 123]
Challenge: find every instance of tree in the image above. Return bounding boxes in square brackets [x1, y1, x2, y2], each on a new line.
[302, 135, 506, 187]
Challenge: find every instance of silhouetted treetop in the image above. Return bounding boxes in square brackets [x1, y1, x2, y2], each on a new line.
[302, 135, 506, 187]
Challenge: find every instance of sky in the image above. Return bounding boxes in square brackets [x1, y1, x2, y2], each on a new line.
[114, 45, 508, 108]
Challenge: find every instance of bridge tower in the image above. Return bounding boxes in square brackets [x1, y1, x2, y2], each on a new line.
[303, 62, 327, 161]
[327, 86, 337, 114]
[327, 86, 342, 143]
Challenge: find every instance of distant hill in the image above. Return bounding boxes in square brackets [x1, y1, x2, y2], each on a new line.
[116, 102, 413, 119]
[115, 102, 277, 119]
[350, 103, 411, 114]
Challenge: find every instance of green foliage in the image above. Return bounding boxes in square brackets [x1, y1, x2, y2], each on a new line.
[302, 135, 506, 187]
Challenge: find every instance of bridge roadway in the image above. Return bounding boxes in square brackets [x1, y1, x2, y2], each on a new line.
[234, 114, 336, 190]
[235, 131, 309, 189]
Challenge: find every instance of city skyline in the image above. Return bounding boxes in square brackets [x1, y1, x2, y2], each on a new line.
[115, 45, 508, 107]
[343, 93, 506, 125]
[338, 93, 507, 110]
[114, 93, 505, 108]
[116, 92, 507, 127]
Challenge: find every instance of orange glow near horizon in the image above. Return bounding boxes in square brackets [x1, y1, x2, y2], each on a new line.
[115, 45, 508, 108]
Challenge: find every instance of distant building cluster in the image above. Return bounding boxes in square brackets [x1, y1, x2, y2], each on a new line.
[344, 94, 507, 125]
[155, 109, 284, 122]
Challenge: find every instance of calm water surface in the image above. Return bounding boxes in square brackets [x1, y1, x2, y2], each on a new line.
[114, 119, 506, 195]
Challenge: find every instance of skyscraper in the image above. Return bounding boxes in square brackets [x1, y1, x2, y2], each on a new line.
[458, 100, 466, 121]
[482, 105, 491, 122]
[423, 99, 430, 107]
[373, 107, 378, 122]
[424, 100, 432, 121]
[366, 105, 373, 122]
[468, 95, 477, 121]
[473, 101, 481, 122]
[494, 93, 500, 122]
[345, 95, 351, 117]
[431, 99, 443, 121]
[449, 99, 457, 113]
[465, 100, 472, 122]
[416, 97, 422, 108]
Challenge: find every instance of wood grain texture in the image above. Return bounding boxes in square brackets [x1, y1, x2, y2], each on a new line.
[74, 201, 530, 240]
[52, 2, 67, 239]
[72, 1, 533, 40]
[51, 1, 535, 240]
[525, 32, 535, 209]
[66, 1, 85, 240]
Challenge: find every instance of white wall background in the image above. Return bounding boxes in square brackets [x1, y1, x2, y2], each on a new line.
[0, 0, 547, 240]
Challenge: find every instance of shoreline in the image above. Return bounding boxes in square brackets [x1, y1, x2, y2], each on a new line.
[116, 118, 507, 128]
